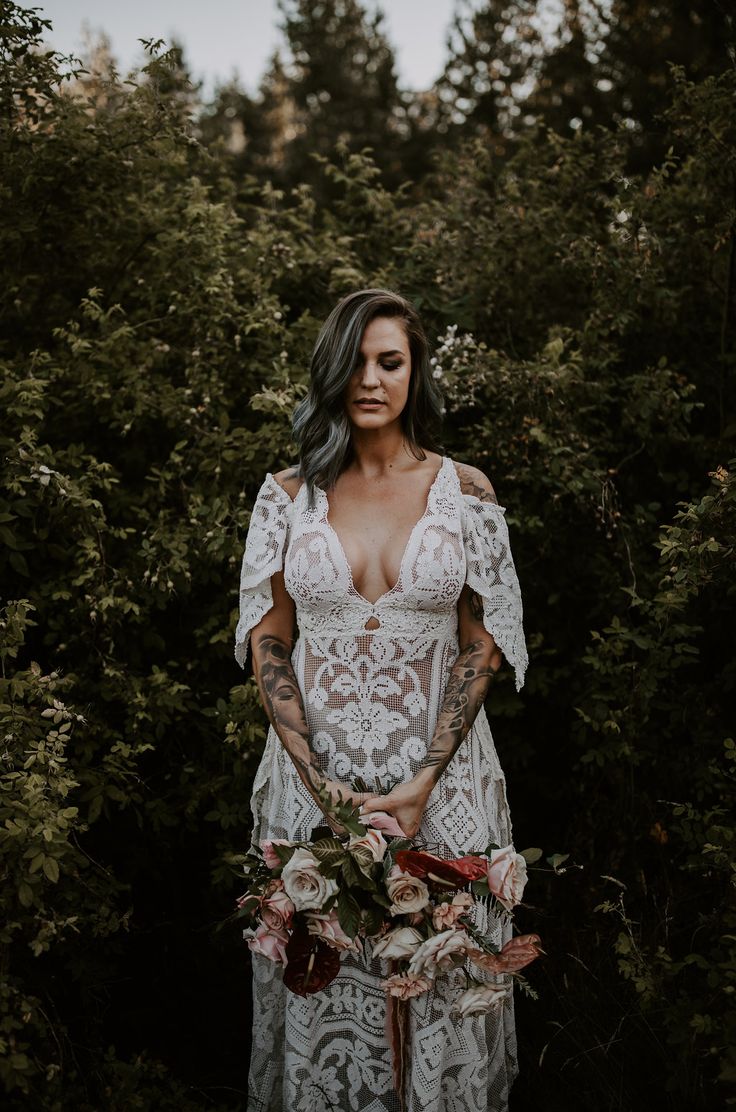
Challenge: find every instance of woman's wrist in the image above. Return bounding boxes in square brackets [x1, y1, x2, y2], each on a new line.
[411, 766, 438, 797]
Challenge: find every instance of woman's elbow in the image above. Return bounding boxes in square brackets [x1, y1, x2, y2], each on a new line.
[460, 632, 503, 674]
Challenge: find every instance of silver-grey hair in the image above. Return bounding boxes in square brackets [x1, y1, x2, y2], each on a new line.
[292, 288, 445, 510]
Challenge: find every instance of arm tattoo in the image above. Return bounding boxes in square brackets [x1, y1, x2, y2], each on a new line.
[417, 638, 498, 788]
[468, 589, 485, 623]
[454, 462, 498, 504]
[252, 632, 326, 804]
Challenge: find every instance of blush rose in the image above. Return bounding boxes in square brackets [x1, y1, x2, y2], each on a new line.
[305, 907, 360, 952]
[486, 846, 528, 910]
[245, 923, 289, 965]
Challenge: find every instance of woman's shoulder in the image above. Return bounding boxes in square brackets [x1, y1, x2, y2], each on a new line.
[271, 465, 303, 502]
[450, 458, 498, 504]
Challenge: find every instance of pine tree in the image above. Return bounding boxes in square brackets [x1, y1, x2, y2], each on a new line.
[275, 0, 405, 196]
[523, 0, 611, 138]
[432, 0, 543, 154]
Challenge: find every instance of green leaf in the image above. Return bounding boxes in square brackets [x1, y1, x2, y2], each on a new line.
[520, 847, 543, 864]
[18, 882, 34, 908]
[43, 857, 59, 883]
[337, 888, 361, 939]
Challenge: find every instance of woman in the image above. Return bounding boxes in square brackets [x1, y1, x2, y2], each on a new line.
[235, 288, 531, 1112]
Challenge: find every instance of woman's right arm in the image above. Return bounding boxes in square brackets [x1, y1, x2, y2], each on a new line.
[250, 567, 374, 827]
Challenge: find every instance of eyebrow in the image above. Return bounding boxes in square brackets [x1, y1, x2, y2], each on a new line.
[357, 349, 405, 358]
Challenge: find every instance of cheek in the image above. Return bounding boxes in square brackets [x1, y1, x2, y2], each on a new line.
[389, 371, 412, 401]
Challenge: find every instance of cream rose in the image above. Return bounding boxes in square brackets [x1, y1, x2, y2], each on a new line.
[386, 865, 430, 915]
[451, 982, 509, 1017]
[432, 891, 474, 930]
[305, 907, 360, 952]
[407, 928, 472, 979]
[371, 926, 423, 962]
[281, 847, 338, 912]
[380, 972, 432, 999]
[348, 827, 388, 863]
[486, 846, 528, 910]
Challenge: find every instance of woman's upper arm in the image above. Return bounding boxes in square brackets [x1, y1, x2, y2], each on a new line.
[250, 568, 296, 658]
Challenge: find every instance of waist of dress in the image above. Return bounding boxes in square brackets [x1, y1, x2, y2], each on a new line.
[293, 609, 459, 642]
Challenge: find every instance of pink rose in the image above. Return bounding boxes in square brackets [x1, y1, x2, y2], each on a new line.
[261, 886, 295, 932]
[486, 846, 528, 910]
[245, 923, 289, 965]
[407, 928, 472, 979]
[359, 810, 407, 838]
[380, 972, 433, 1000]
[432, 891, 474, 930]
[261, 838, 291, 869]
[348, 826, 388, 863]
[305, 907, 360, 952]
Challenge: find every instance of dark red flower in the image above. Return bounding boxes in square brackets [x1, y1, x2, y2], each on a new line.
[394, 850, 488, 887]
[283, 924, 341, 996]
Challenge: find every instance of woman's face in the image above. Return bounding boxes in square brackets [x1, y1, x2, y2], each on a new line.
[344, 315, 412, 431]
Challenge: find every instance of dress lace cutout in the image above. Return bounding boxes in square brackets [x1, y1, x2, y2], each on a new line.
[235, 455, 529, 1112]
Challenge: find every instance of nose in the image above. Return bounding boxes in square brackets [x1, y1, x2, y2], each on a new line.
[358, 359, 381, 389]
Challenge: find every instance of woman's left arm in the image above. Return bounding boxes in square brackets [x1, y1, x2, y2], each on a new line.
[360, 584, 502, 838]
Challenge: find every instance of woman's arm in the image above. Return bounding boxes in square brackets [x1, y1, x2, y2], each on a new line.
[251, 567, 375, 826]
[413, 585, 502, 795]
[360, 584, 501, 837]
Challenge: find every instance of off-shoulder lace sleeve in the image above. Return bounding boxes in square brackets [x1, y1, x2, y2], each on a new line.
[461, 496, 529, 691]
[234, 474, 293, 670]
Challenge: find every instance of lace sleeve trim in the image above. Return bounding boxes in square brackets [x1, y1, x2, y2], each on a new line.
[234, 474, 293, 669]
[461, 496, 529, 692]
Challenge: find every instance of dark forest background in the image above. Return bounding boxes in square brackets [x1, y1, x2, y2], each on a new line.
[1, 0, 734, 1108]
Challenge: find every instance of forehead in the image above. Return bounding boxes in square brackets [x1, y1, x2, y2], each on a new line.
[360, 316, 408, 352]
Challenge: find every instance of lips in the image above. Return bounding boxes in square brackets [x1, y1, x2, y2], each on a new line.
[354, 399, 385, 406]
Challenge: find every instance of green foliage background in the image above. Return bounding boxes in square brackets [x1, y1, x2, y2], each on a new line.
[1, 2, 734, 1108]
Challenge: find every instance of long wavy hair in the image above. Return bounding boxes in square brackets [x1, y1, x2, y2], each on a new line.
[292, 288, 445, 510]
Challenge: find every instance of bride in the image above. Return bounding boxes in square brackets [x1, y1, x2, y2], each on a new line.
[235, 288, 536, 1111]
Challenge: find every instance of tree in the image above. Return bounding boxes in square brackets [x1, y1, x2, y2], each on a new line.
[274, 0, 406, 196]
[432, 0, 543, 155]
[595, 0, 735, 172]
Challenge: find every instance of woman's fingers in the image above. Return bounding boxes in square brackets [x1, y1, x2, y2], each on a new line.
[357, 793, 384, 812]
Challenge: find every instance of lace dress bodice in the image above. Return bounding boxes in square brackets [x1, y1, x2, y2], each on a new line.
[235, 455, 528, 1112]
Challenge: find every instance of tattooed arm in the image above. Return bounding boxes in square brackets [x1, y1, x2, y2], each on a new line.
[360, 464, 503, 836]
[412, 585, 502, 795]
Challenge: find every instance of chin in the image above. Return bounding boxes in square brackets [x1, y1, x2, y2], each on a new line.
[348, 405, 394, 423]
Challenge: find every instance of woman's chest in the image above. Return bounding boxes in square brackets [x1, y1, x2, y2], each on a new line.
[283, 500, 467, 617]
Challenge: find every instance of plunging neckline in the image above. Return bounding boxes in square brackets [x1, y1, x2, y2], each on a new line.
[318, 455, 448, 609]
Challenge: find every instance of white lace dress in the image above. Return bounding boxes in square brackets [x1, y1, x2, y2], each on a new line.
[235, 455, 528, 1112]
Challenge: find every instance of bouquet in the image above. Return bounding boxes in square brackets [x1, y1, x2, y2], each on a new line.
[235, 784, 542, 1108]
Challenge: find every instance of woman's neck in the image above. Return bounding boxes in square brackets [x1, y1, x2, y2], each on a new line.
[348, 427, 415, 478]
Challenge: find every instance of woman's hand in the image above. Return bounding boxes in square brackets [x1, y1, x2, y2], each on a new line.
[358, 779, 431, 840]
[320, 779, 381, 836]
